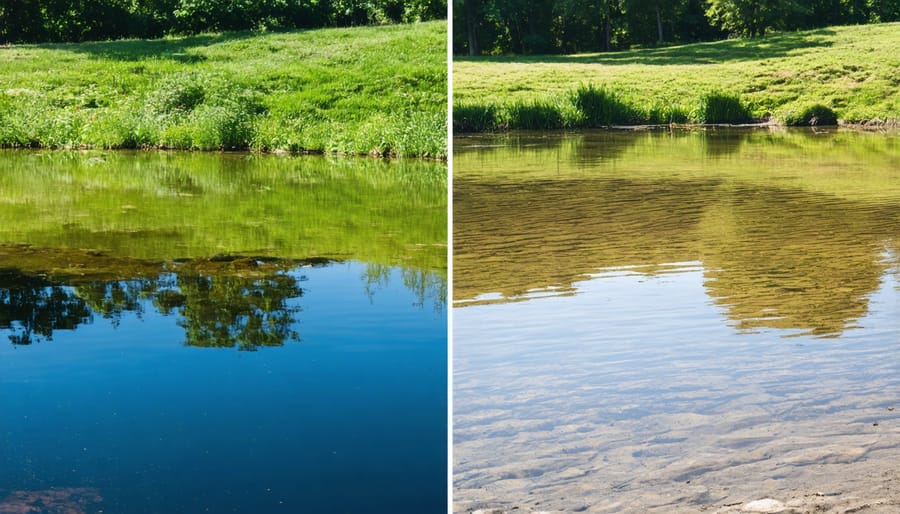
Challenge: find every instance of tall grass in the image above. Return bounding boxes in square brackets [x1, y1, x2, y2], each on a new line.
[453, 104, 499, 132]
[693, 92, 753, 124]
[571, 84, 636, 126]
[506, 100, 568, 130]
[452, 85, 757, 131]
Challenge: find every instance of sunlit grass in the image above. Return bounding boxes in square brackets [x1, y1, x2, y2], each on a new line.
[454, 22, 899, 130]
[0, 21, 447, 157]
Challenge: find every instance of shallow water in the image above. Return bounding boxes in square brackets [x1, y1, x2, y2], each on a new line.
[453, 128, 900, 512]
[0, 151, 447, 514]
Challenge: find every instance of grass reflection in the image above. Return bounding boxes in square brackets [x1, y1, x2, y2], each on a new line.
[0, 150, 447, 274]
[454, 128, 900, 337]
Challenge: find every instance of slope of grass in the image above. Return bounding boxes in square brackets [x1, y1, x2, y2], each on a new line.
[453, 22, 899, 131]
[0, 21, 447, 157]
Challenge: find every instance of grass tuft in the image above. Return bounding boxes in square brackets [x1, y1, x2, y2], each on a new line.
[693, 92, 754, 124]
[781, 103, 839, 126]
[571, 83, 636, 126]
[454, 104, 500, 132]
[505, 100, 568, 130]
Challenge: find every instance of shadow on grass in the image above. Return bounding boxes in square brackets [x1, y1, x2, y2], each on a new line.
[43, 31, 263, 62]
[455, 29, 836, 65]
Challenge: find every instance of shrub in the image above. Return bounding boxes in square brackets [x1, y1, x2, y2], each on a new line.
[188, 104, 256, 150]
[146, 73, 207, 117]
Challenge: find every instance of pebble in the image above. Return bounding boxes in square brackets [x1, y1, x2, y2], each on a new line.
[742, 498, 786, 512]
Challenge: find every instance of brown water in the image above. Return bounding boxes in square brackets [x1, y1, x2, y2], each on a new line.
[453, 128, 900, 513]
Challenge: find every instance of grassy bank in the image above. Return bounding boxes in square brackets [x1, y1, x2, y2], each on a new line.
[453, 22, 899, 131]
[0, 21, 447, 158]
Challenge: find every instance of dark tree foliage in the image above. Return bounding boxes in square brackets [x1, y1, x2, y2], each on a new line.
[0, 273, 93, 345]
[0, 0, 446, 43]
[454, 0, 897, 55]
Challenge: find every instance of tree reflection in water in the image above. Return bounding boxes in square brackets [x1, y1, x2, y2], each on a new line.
[0, 254, 446, 350]
[0, 261, 306, 351]
[0, 272, 92, 346]
[155, 271, 303, 351]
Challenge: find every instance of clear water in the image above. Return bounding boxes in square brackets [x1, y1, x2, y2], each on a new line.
[0, 151, 447, 514]
[453, 129, 900, 513]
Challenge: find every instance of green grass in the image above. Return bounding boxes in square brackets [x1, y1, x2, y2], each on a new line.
[780, 103, 839, 126]
[571, 83, 639, 126]
[454, 22, 899, 131]
[0, 21, 447, 158]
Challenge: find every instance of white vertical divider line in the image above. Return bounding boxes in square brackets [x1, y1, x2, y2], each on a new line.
[446, 8, 455, 514]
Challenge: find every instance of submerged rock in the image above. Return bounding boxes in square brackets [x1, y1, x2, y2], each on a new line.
[0, 488, 102, 514]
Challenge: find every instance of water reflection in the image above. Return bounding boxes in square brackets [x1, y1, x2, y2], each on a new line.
[0, 150, 447, 514]
[2, 256, 447, 514]
[453, 128, 900, 513]
[1, 248, 446, 350]
[0, 257, 308, 350]
[454, 128, 900, 337]
[0, 150, 447, 272]
[0, 272, 93, 346]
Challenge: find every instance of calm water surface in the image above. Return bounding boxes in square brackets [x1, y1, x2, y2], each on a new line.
[0, 151, 447, 513]
[453, 129, 899, 513]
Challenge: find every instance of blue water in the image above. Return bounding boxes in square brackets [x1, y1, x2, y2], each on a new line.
[1, 262, 446, 513]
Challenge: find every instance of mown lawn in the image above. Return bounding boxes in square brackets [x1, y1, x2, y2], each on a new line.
[0, 21, 447, 157]
[453, 22, 899, 130]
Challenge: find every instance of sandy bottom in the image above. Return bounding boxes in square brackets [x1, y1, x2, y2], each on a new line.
[455, 399, 900, 513]
[454, 277, 900, 514]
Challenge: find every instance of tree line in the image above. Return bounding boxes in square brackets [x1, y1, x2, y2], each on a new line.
[0, 0, 446, 43]
[455, 0, 899, 55]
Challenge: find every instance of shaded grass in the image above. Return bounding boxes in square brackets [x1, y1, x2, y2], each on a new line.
[453, 22, 900, 131]
[0, 21, 447, 158]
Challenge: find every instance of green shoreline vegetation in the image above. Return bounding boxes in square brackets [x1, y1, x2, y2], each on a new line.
[0, 21, 447, 158]
[453, 23, 899, 131]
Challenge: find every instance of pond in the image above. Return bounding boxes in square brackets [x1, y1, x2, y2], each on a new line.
[0, 151, 447, 514]
[453, 128, 900, 513]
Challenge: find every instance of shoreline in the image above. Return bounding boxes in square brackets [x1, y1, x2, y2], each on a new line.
[453, 119, 900, 134]
[0, 144, 450, 162]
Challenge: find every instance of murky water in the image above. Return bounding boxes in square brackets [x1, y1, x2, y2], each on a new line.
[0, 151, 447, 514]
[453, 129, 900, 513]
